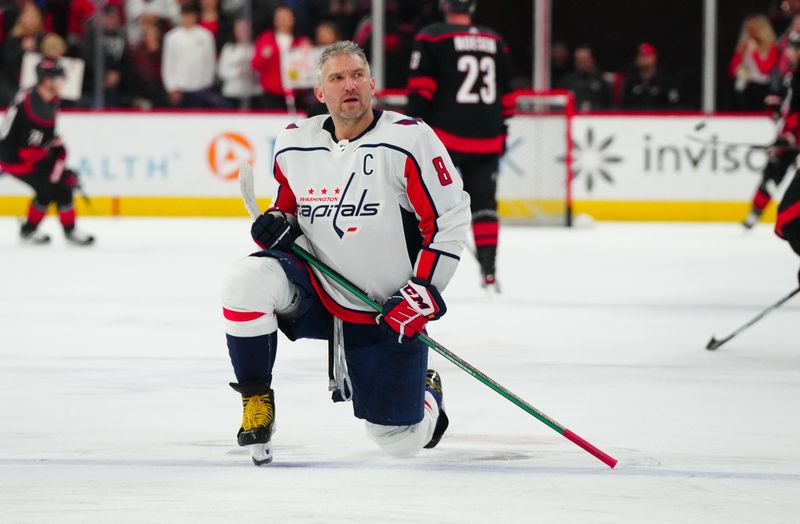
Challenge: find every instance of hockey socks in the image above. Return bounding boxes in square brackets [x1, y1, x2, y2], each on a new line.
[227, 331, 278, 385]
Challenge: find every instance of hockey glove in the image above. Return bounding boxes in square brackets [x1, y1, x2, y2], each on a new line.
[251, 210, 300, 251]
[378, 278, 446, 344]
[61, 168, 80, 188]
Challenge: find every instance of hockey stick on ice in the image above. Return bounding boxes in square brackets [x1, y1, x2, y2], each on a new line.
[706, 287, 800, 350]
[237, 162, 618, 469]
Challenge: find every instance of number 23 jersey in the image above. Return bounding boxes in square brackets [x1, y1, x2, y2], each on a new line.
[270, 109, 471, 323]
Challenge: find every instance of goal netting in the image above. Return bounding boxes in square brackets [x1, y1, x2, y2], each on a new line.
[501, 90, 574, 226]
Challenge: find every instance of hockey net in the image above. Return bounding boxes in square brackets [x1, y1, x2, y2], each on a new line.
[375, 89, 574, 226]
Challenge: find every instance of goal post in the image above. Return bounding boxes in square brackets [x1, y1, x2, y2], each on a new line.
[373, 88, 575, 226]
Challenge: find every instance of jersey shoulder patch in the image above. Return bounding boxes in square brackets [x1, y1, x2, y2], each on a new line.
[393, 117, 420, 126]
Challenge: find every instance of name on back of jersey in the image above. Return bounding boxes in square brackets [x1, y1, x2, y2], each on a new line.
[453, 35, 497, 54]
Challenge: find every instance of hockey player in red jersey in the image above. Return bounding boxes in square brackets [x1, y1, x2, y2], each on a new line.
[405, 0, 514, 290]
[0, 59, 94, 245]
[222, 41, 471, 465]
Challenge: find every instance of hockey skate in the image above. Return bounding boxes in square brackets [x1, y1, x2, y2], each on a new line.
[424, 369, 449, 449]
[64, 227, 95, 246]
[481, 274, 501, 294]
[742, 209, 762, 230]
[19, 223, 50, 245]
[230, 381, 276, 465]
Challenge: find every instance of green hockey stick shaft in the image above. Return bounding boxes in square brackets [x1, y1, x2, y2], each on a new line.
[291, 244, 617, 469]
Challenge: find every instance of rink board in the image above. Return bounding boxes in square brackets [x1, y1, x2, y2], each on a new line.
[0, 111, 781, 221]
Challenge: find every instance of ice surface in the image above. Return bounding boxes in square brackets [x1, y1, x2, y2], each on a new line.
[0, 217, 798, 523]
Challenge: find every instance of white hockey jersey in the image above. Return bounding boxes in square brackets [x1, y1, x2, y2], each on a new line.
[270, 109, 471, 324]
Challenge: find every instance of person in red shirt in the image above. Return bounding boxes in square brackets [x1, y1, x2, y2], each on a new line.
[251, 5, 310, 110]
[730, 14, 779, 110]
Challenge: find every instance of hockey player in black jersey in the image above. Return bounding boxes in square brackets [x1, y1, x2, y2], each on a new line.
[405, 0, 514, 291]
[743, 40, 800, 229]
[0, 59, 94, 245]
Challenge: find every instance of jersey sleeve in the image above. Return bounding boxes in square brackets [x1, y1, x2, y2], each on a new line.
[498, 37, 515, 125]
[405, 34, 438, 119]
[269, 133, 298, 216]
[269, 157, 297, 216]
[404, 126, 471, 291]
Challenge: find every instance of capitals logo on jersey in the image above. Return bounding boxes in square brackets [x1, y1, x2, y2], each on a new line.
[296, 170, 382, 238]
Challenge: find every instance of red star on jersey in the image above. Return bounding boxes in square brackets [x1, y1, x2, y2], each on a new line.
[308, 188, 315, 195]
[321, 187, 328, 195]
[334, 187, 341, 194]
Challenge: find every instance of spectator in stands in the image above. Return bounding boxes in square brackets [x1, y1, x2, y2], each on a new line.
[199, 0, 219, 39]
[162, 2, 217, 108]
[126, 22, 168, 109]
[550, 41, 572, 88]
[251, 4, 310, 110]
[217, 17, 261, 109]
[80, 3, 127, 108]
[126, 0, 179, 45]
[39, 0, 70, 38]
[66, 0, 97, 51]
[770, 0, 800, 37]
[326, 0, 369, 42]
[352, 0, 415, 89]
[1, 2, 44, 104]
[778, 13, 800, 53]
[40, 32, 67, 61]
[730, 14, 778, 111]
[620, 43, 680, 110]
[557, 45, 612, 111]
[199, 0, 232, 50]
[303, 20, 339, 117]
[315, 20, 339, 48]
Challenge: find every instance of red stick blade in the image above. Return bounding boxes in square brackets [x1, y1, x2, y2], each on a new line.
[563, 429, 618, 469]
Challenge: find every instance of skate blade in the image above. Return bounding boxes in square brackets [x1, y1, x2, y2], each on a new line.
[66, 236, 95, 246]
[247, 442, 273, 466]
[21, 235, 51, 245]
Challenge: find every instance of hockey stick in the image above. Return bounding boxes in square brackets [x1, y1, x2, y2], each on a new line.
[706, 287, 800, 350]
[685, 134, 775, 150]
[237, 162, 618, 469]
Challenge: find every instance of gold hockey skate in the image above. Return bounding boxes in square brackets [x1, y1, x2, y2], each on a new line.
[230, 382, 276, 465]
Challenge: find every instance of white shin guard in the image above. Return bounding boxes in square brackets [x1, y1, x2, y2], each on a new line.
[222, 256, 299, 337]
[365, 391, 440, 458]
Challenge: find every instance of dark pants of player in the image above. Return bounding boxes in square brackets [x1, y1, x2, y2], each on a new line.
[452, 153, 500, 278]
[751, 150, 797, 215]
[227, 250, 429, 427]
[14, 154, 76, 233]
[776, 170, 800, 256]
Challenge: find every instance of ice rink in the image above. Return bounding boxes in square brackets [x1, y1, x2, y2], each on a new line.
[0, 217, 798, 523]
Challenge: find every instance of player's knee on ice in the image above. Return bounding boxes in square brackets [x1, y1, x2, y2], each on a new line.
[365, 397, 439, 458]
[222, 256, 299, 336]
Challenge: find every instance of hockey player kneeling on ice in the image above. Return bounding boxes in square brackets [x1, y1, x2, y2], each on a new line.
[0, 59, 94, 246]
[222, 41, 470, 465]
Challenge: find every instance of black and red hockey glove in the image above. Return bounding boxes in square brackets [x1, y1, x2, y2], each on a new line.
[61, 168, 80, 188]
[251, 210, 300, 251]
[378, 278, 446, 344]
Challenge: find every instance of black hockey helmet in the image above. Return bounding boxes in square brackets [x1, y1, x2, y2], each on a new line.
[36, 59, 65, 83]
[441, 0, 477, 15]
